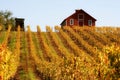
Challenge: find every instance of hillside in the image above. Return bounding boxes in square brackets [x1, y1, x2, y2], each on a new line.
[0, 26, 120, 80]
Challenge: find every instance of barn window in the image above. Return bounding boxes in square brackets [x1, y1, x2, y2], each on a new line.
[70, 19, 74, 25]
[88, 20, 92, 26]
[78, 14, 84, 20]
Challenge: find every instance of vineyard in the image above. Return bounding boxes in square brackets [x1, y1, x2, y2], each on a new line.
[0, 26, 120, 80]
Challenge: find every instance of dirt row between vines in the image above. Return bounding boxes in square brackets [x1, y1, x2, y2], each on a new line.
[11, 32, 42, 80]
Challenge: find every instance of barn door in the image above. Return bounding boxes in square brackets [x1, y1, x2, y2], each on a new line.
[78, 14, 84, 26]
[79, 21, 84, 26]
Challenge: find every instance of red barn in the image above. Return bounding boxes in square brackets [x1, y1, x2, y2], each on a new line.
[60, 9, 96, 27]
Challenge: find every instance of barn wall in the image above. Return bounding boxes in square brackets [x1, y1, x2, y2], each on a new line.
[64, 10, 96, 27]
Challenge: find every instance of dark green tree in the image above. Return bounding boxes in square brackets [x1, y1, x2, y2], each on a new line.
[0, 10, 15, 30]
